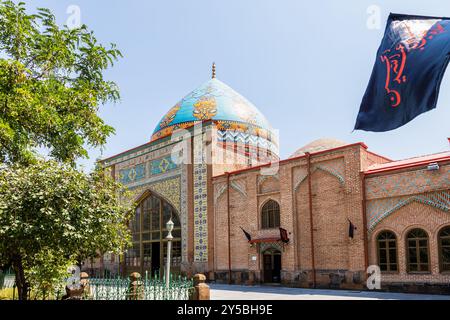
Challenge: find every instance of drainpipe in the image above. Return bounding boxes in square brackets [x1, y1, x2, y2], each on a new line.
[360, 172, 369, 274]
[226, 172, 232, 284]
[306, 152, 316, 288]
[291, 166, 299, 270]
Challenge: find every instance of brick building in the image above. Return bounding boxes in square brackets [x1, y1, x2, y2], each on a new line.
[93, 70, 450, 293]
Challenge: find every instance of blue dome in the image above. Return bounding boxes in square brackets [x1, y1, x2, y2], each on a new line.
[151, 78, 275, 143]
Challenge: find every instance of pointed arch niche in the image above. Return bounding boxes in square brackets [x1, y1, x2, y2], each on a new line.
[126, 190, 182, 277]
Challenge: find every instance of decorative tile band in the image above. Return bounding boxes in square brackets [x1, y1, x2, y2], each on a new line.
[193, 134, 208, 262]
[119, 167, 180, 191]
[148, 177, 181, 214]
[367, 190, 450, 231]
[104, 138, 180, 167]
[119, 163, 146, 184]
[217, 130, 279, 154]
[365, 165, 450, 200]
[127, 176, 182, 214]
[180, 164, 188, 263]
[152, 118, 277, 146]
[117, 154, 179, 185]
[150, 155, 178, 175]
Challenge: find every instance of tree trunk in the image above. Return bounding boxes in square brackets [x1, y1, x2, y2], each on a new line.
[12, 255, 29, 300]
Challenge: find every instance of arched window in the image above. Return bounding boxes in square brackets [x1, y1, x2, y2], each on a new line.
[377, 231, 398, 272]
[261, 200, 280, 229]
[126, 193, 181, 276]
[439, 226, 450, 272]
[406, 228, 429, 272]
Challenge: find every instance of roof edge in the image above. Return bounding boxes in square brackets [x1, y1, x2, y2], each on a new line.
[364, 154, 450, 175]
[213, 142, 368, 179]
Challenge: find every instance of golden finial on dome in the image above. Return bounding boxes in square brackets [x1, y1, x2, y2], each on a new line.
[212, 62, 216, 79]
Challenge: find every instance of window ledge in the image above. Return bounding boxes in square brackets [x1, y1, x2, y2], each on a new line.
[380, 271, 399, 275]
[406, 272, 432, 275]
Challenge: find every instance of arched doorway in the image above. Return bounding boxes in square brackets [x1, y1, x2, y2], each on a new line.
[262, 248, 281, 283]
[125, 192, 181, 277]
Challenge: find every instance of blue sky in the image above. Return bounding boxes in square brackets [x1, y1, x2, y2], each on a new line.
[29, 0, 450, 169]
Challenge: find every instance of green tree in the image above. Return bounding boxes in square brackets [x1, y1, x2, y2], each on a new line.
[0, 1, 121, 165]
[0, 2, 132, 300]
[0, 160, 133, 300]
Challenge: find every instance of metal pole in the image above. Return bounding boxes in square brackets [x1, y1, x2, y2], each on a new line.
[226, 172, 231, 284]
[165, 218, 174, 288]
[165, 238, 172, 288]
[306, 152, 316, 288]
[360, 172, 369, 273]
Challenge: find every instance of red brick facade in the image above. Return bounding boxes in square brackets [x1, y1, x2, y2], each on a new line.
[211, 141, 450, 293]
[91, 136, 449, 294]
[89, 74, 449, 294]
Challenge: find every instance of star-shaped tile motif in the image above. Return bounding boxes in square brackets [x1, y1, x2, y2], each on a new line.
[159, 158, 170, 173]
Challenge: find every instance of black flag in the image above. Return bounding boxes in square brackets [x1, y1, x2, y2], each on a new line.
[279, 227, 290, 243]
[240, 227, 252, 242]
[355, 13, 450, 132]
[348, 220, 356, 239]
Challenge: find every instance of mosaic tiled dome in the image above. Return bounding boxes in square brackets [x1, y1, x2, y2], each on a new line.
[289, 138, 347, 158]
[151, 78, 278, 155]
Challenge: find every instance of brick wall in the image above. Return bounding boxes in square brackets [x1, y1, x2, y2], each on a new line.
[210, 145, 450, 293]
[364, 160, 450, 293]
[211, 144, 368, 288]
[369, 201, 450, 292]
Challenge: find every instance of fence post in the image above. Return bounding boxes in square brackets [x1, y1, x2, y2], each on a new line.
[80, 272, 90, 298]
[128, 272, 144, 300]
[62, 272, 89, 300]
[190, 274, 210, 300]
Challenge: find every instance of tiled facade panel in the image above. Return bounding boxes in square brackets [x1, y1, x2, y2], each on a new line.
[193, 134, 208, 262]
[366, 164, 450, 200]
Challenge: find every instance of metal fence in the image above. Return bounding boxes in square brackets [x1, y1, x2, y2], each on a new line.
[1, 270, 194, 300]
[86, 272, 194, 300]
[0, 269, 15, 289]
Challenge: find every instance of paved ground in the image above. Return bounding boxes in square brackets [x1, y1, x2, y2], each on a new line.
[210, 284, 450, 300]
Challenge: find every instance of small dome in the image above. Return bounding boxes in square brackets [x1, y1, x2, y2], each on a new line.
[289, 138, 347, 158]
